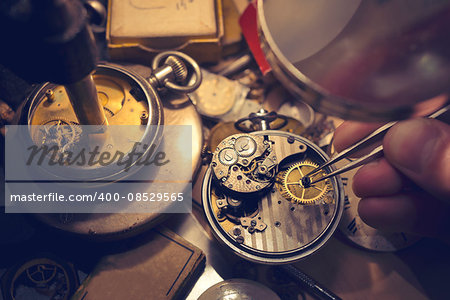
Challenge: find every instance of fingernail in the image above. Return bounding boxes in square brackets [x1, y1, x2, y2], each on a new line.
[384, 119, 439, 173]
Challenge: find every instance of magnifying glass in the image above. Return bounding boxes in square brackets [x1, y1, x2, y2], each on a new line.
[258, 0, 450, 121]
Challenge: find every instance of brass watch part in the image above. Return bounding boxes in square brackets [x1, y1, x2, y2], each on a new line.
[277, 161, 332, 204]
[29, 74, 148, 127]
[211, 133, 273, 194]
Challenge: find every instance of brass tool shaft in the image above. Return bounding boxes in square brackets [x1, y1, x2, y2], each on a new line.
[65, 74, 108, 125]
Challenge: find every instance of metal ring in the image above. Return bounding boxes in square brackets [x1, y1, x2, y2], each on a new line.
[234, 114, 288, 132]
[152, 51, 202, 93]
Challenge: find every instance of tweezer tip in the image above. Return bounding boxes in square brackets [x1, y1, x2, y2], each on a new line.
[304, 165, 322, 177]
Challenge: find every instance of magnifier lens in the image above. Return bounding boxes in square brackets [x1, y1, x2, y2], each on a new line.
[259, 0, 450, 121]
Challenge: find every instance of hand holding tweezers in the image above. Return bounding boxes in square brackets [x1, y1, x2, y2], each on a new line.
[306, 104, 450, 185]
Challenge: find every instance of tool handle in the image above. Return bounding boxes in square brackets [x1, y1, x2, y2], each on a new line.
[280, 265, 342, 300]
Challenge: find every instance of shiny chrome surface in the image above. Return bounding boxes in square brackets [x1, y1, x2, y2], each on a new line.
[151, 51, 203, 93]
[198, 279, 281, 300]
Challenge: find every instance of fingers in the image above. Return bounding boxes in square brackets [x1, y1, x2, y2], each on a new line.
[337, 118, 450, 241]
[383, 118, 450, 201]
[358, 192, 450, 239]
[333, 121, 383, 156]
[352, 158, 409, 197]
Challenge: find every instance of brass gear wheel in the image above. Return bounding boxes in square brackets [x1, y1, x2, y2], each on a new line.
[278, 161, 331, 204]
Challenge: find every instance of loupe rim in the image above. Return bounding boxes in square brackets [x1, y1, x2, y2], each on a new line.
[257, 0, 449, 121]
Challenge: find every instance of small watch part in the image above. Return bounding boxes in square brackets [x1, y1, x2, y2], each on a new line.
[218, 147, 239, 166]
[216, 198, 228, 209]
[189, 69, 248, 118]
[28, 73, 141, 127]
[215, 192, 259, 224]
[240, 217, 267, 233]
[232, 226, 242, 236]
[215, 197, 245, 212]
[211, 133, 273, 194]
[2, 256, 79, 300]
[234, 135, 257, 157]
[206, 117, 306, 153]
[277, 160, 332, 205]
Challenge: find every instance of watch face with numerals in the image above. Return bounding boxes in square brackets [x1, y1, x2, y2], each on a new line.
[337, 159, 420, 252]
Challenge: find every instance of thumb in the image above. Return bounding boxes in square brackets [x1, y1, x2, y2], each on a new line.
[383, 118, 450, 201]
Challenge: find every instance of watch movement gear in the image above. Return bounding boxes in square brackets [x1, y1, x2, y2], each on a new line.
[202, 124, 344, 264]
[278, 161, 332, 204]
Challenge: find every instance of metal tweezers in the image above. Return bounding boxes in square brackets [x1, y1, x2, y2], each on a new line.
[306, 104, 450, 185]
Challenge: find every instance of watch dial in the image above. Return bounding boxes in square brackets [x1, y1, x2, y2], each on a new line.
[336, 158, 420, 252]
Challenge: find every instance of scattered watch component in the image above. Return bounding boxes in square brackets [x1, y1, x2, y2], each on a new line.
[1, 254, 80, 300]
[203, 118, 344, 264]
[336, 158, 420, 252]
[235, 110, 288, 132]
[198, 279, 281, 300]
[302, 114, 338, 148]
[277, 100, 315, 129]
[189, 69, 249, 119]
[240, 217, 267, 233]
[206, 116, 306, 153]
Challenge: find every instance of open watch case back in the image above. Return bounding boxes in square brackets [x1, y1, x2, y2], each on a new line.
[15, 52, 203, 239]
[201, 110, 345, 264]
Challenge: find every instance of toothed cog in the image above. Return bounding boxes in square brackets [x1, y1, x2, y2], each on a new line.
[278, 161, 331, 204]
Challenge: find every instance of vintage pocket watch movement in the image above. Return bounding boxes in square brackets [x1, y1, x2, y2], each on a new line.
[16, 51, 203, 239]
[202, 110, 344, 264]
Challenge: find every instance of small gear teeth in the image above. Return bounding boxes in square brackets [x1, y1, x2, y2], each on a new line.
[277, 160, 331, 204]
[164, 56, 188, 82]
[103, 106, 114, 117]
